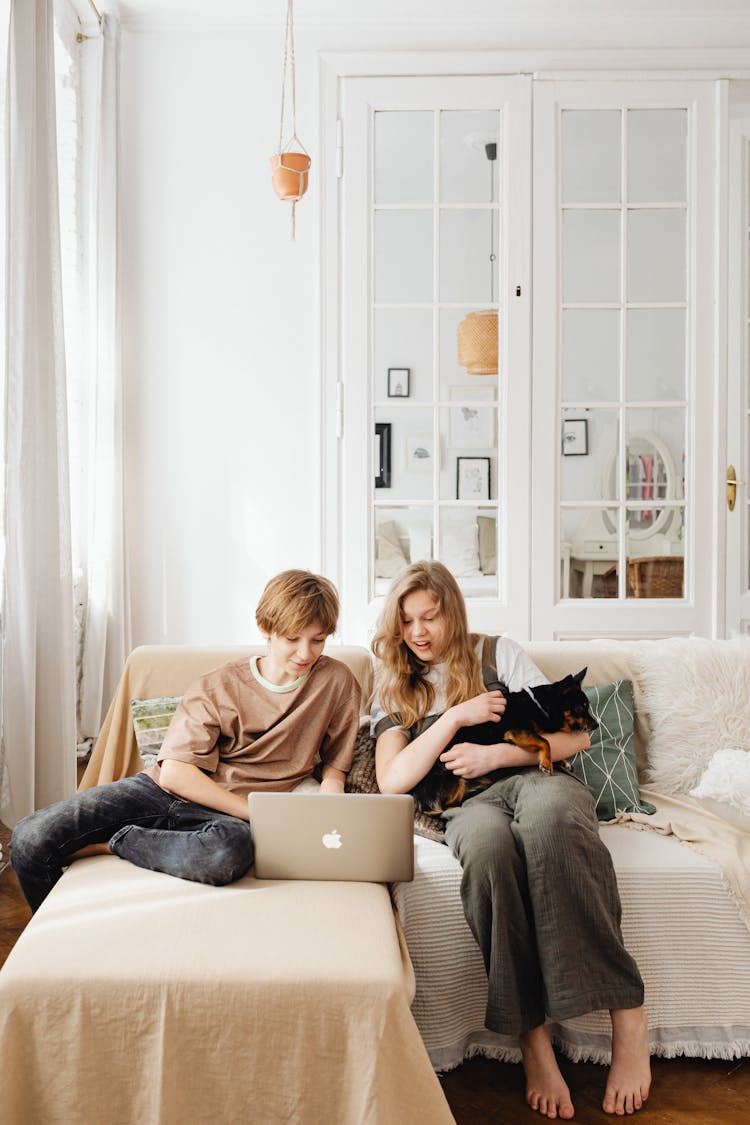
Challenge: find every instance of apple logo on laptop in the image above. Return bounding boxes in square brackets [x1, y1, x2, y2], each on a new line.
[322, 829, 342, 849]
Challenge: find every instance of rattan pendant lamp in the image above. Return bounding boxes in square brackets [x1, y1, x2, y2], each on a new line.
[457, 142, 498, 375]
[270, 0, 310, 240]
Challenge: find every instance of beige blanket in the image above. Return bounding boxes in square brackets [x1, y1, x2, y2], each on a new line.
[0, 857, 454, 1125]
[616, 789, 750, 931]
[1, 645, 456, 1124]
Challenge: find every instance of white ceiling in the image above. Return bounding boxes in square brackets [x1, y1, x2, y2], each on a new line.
[109, 1, 750, 28]
[65, 1, 750, 52]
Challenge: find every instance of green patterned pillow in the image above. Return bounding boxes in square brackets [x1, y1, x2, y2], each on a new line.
[571, 680, 656, 821]
[130, 696, 181, 768]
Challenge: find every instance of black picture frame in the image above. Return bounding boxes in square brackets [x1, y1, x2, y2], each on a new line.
[387, 367, 410, 398]
[375, 422, 391, 488]
[456, 456, 491, 501]
[562, 417, 589, 456]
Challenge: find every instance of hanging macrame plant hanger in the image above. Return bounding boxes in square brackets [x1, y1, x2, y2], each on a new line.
[270, 0, 310, 241]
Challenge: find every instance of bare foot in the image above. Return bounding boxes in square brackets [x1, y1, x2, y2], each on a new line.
[520, 1024, 575, 1119]
[603, 1006, 651, 1115]
[66, 843, 111, 861]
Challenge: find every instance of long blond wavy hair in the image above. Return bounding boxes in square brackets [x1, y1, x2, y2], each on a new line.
[371, 561, 484, 729]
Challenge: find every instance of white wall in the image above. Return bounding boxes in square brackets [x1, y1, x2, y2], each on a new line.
[121, 26, 321, 644]
[117, 4, 750, 646]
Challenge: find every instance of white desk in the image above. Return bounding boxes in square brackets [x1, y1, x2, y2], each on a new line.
[564, 538, 684, 598]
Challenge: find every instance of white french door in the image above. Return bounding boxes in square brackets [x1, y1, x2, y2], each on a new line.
[726, 111, 750, 635]
[334, 75, 532, 642]
[324, 66, 724, 641]
[532, 79, 719, 639]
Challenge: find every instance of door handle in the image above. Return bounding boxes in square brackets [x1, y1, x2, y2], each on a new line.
[726, 465, 750, 511]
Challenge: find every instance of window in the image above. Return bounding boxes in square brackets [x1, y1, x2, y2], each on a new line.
[54, 10, 88, 689]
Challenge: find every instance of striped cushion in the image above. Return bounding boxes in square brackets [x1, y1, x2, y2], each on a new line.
[130, 696, 181, 768]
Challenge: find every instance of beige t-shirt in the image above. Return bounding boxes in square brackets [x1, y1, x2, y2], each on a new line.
[147, 654, 361, 795]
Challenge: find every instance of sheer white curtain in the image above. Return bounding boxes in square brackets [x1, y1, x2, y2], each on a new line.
[0, 0, 77, 825]
[77, 13, 130, 742]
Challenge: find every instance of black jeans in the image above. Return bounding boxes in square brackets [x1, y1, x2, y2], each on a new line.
[10, 772, 254, 912]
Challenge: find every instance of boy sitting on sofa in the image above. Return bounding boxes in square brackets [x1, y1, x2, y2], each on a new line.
[11, 570, 361, 913]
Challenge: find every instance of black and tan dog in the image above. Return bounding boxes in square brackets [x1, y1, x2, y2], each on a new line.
[411, 668, 598, 815]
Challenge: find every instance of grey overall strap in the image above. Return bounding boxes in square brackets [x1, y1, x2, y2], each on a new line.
[480, 634, 508, 694]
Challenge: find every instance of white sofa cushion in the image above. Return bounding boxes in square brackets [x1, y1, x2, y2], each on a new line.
[392, 828, 750, 1069]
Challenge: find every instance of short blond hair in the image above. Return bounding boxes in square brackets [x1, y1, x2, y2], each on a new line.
[255, 570, 339, 638]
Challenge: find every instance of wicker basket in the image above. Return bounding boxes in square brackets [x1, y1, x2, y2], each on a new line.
[593, 556, 683, 599]
[591, 566, 620, 598]
[627, 555, 684, 598]
[457, 310, 498, 375]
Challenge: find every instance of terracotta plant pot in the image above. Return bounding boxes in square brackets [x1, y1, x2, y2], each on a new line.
[270, 151, 311, 201]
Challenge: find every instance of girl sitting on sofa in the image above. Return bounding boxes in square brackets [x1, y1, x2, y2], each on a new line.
[371, 560, 651, 1120]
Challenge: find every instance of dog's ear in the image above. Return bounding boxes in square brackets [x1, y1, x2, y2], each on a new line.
[572, 667, 587, 685]
[551, 674, 574, 688]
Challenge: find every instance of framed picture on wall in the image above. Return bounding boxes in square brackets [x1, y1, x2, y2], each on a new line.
[387, 367, 410, 398]
[406, 433, 433, 473]
[457, 457, 490, 501]
[562, 417, 588, 456]
[449, 385, 495, 448]
[375, 422, 391, 488]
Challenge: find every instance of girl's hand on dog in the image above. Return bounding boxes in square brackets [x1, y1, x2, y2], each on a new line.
[440, 742, 502, 777]
[450, 691, 506, 729]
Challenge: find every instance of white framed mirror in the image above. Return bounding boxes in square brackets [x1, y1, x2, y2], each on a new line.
[603, 431, 680, 541]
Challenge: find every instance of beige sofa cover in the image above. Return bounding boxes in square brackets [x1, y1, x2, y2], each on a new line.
[0, 861, 452, 1124]
[0, 644, 452, 1125]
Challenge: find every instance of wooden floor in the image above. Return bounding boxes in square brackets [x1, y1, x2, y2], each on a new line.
[1, 818, 748, 1123]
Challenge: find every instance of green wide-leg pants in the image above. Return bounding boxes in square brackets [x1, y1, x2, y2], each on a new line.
[442, 767, 645, 1036]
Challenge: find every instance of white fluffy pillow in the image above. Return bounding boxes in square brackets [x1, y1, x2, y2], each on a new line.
[409, 527, 432, 564]
[634, 637, 750, 796]
[689, 748, 750, 829]
[441, 517, 480, 577]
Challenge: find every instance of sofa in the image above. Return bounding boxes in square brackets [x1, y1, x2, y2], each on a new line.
[1, 637, 748, 1123]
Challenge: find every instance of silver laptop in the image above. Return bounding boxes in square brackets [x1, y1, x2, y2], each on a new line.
[248, 792, 414, 882]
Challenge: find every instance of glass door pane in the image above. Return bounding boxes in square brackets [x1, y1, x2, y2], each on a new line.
[337, 74, 531, 640]
[559, 106, 688, 602]
[372, 103, 508, 601]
